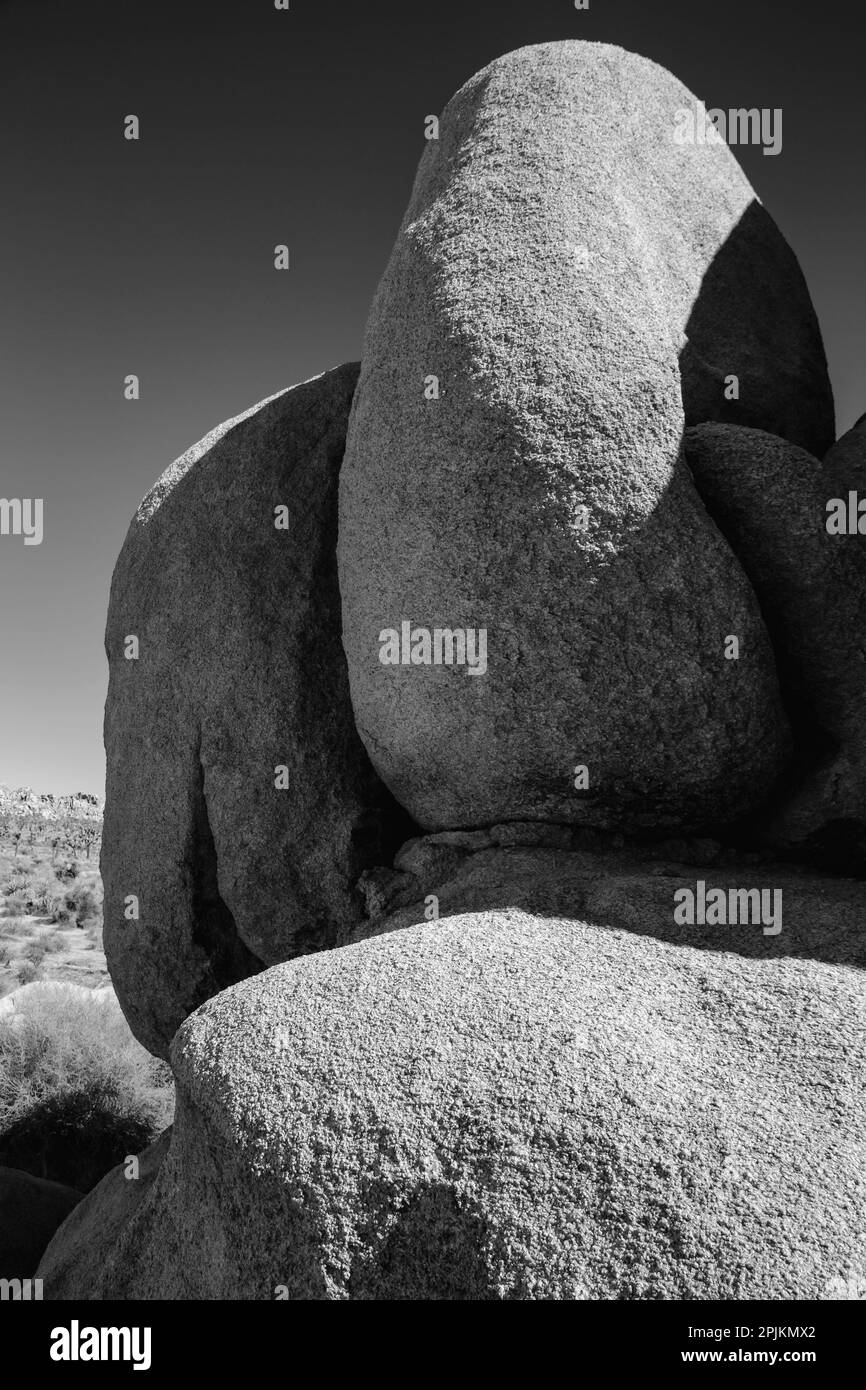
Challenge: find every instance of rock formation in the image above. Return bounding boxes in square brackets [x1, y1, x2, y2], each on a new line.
[65, 40, 864, 1301]
[38, 850, 866, 1299]
[0, 785, 102, 828]
[102, 364, 412, 1058]
[685, 423, 866, 867]
[338, 40, 833, 835]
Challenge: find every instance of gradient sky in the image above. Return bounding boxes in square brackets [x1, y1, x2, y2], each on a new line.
[0, 0, 862, 794]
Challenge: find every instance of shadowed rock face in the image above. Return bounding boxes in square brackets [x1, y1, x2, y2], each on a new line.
[36, 853, 866, 1299]
[338, 40, 833, 837]
[0, 1167, 82, 1279]
[685, 422, 866, 868]
[679, 197, 834, 455]
[102, 364, 414, 1059]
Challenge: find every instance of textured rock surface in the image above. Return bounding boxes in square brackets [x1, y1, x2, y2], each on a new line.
[103, 364, 412, 1058]
[686, 423, 866, 867]
[339, 40, 833, 834]
[0, 1166, 82, 1278]
[37, 849, 866, 1300]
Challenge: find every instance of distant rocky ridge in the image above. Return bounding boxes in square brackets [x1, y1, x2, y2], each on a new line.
[0, 784, 103, 826]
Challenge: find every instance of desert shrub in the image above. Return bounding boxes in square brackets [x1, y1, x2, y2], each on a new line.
[13, 959, 40, 985]
[0, 988, 174, 1191]
[3, 895, 31, 919]
[0, 943, 13, 966]
[1, 871, 31, 897]
[21, 942, 47, 967]
[0, 905, 28, 925]
[50, 881, 101, 929]
[75, 888, 100, 927]
[2, 876, 64, 919]
[29, 883, 63, 916]
[0, 1091, 155, 1196]
[40, 931, 68, 954]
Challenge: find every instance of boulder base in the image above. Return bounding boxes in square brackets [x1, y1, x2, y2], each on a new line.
[38, 848, 866, 1300]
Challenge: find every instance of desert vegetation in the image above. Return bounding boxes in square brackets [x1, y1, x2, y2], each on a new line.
[0, 986, 173, 1191]
[0, 819, 174, 1192]
[0, 840, 104, 996]
[0, 810, 101, 864]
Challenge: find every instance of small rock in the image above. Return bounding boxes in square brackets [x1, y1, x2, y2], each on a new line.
[392, 837, 468, 884]
[356, 867, 418, 920]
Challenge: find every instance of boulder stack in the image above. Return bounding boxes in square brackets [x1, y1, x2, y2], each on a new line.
[79, 41, 864, 1304]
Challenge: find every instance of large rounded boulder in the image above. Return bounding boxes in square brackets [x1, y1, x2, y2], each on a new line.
[338, 40, 835, 834]
[103, 364, 411, 1058]
[37, 862, 866, 1300]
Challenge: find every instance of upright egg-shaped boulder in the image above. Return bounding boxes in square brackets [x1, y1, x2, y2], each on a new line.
[338, 40, 834, 833]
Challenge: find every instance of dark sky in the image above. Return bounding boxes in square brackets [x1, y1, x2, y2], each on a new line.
[0, 0, 862, 794]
